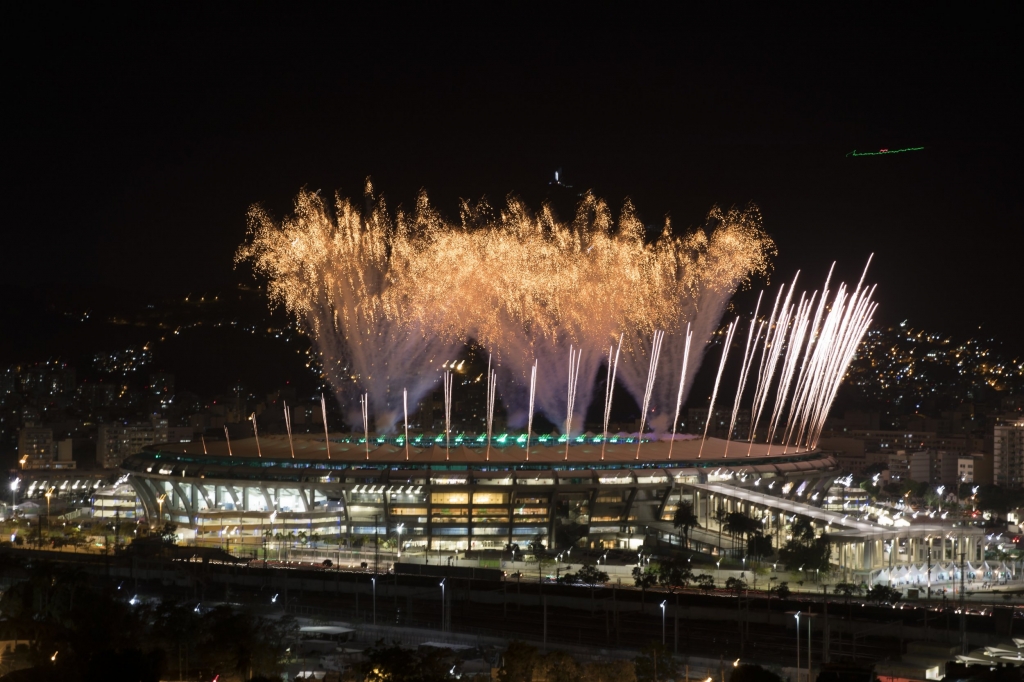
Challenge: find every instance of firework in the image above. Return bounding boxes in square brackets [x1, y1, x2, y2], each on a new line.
[321, 393, 331, 460]
[667, 323, 692, 460]
[238, 185, 773, 432]
[601, 335, 623, 461]
[635, 330, 665, 460]
[698, 319, 737, 458]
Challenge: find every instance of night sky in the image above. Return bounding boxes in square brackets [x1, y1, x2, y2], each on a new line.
[3, 6, 1022, 353]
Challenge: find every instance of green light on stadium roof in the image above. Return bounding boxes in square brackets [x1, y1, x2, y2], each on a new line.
[846, 146, 924, 157]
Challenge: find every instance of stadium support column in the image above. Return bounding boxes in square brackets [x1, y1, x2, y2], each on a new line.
[507, 480, 517, 550]
[340, 489, 353, 549]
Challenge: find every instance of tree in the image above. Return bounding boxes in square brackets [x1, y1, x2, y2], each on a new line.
[866, 584, 902, 604]
[747, 532, 773, 563]
[725, 576, 749, 595]
[725, 511, 762, 555]
[575, 563, 609, 587]
[694, 573, 716, 594]
[731, 663, 786, 682]
[498, 640, 539, 682]
[539, 650, 582, 682]
[581, 659, 637, 682]
[632, 565, 658, 608]
[634, 642, 677, 682]
[714, 506, 728, 550]
[833, 582, 864, 603]
[657, 559, 693, 593]
[772, 581, 791, 600]
[673, 500, 700, 549]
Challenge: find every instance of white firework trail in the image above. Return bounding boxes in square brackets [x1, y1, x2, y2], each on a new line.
[360, 393, 369, 460]
[698, 319, 737, 458]
[526, 361, 537, 461]
[321, 393, 331, 460]
[635, 330, 665, 460]
[284, 401, 295, 459]
[765, 294, 813, 452]
[667, 323, 693, 460]
[725, 292, 764, 457]
[485, 355, 497, 461]
[443, 370, 453, 461]
[782, 282, 835, 450]
[564, 346, 583, 461]
[746, 279, 794, 454]
[601, 334, 623, 461]
[250, 412, 262, 458]
[224, 425, 233, 457]
[403, 388, 410, 461]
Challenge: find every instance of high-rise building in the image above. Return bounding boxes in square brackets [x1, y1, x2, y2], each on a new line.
[97, 418, 169, 469]
[992, 417, 1024, 488]
[17, 425, 75, 470]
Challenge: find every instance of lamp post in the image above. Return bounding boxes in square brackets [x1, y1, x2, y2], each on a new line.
[397, 523, 404, 559]
[660, 600, 667, 645]
[440, 578, 446, 633]
[371, 577, 376, 626]
[717, 559, 722, 585]
[9, 479, 18, 516]
[157, 494, 166, 524]
[794, 611, 801, 682]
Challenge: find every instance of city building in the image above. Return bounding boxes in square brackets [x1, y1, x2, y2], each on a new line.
[992, 417, 1024, 487]
[888, 451, 911, 481]
[17, 425, 74, 470]
[97, 418, 169, 469]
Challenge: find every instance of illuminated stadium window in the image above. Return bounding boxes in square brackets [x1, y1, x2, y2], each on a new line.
[472, 492, 508, 504]
[431, 492, 469, 504]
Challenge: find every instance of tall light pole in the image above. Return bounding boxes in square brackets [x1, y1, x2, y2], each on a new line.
[439, 579, 446, 633]
[660, 600, 667, 645]
[157, 494, 167, 524]
[397, 523, 404, 560]
[371, 577, 376, 626]
[9, 479, 18, 517]
[794, 611, 801, 682]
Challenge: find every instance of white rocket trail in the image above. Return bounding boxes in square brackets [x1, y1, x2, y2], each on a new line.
[564, 346, 583, 461]
[443, 370, 453, 461]
[698, 319, 737, 458]
[485, 355, 497, 461]
[526, 361, 537, 461]
[403, 388, 410, 461]
[668, 323, 693, 461]
[321, 393, 331, 460]
[360, 393, 369, 460]
[725, 292, 763, 456]
[601, 334, 623, 461]
[635, 330, 665, 460]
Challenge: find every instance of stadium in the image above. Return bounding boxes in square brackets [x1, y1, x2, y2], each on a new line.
[121, 432, 844, 555]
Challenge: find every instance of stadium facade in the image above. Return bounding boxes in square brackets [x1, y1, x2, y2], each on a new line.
[121, 433, 843, 553]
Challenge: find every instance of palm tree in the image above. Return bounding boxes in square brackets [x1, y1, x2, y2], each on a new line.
[673, 501, 700, 550]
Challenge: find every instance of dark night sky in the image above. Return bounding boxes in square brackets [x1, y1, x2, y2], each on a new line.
[2, 6, 1022, 352]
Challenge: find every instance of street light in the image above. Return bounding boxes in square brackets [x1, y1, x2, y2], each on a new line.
[396, 523, 405, 559]
[794, 611, 801, 682]
[157, 494, 167, 523]
[717, 558, 722, 585]
[439, 579, 446, 632]
[660, 600, 667, 645]
[371, 577, 376, 626]
[45, 487, 54, 518]
[9, 479, 18, 516]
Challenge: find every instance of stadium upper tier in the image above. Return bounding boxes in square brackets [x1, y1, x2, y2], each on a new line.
[127, 433, 829, 468]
